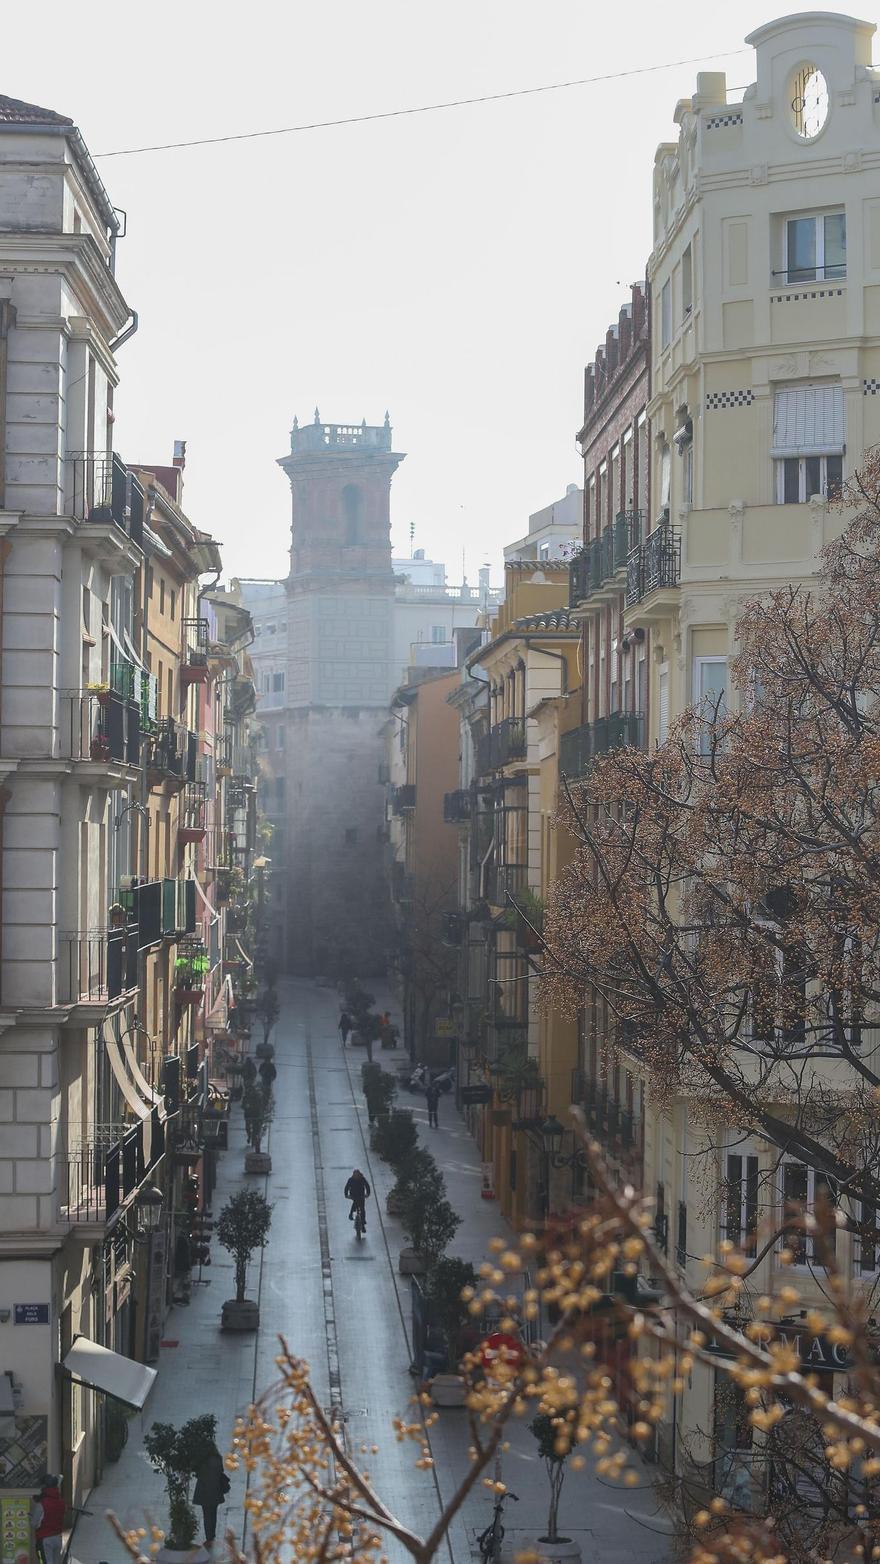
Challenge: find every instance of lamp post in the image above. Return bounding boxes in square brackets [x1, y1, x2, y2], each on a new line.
[539, 1115, 590, 1220]
[135, 1184, 164, 1234]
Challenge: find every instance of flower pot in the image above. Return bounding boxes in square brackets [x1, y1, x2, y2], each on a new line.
[430, 1373, 467, 1407]
[398, 1247, 427, 1276]
[156, 1548, 210, 1563]
[529, 1539, 582, 1563]
[244, 1150, 272, 1175]
[385, 1189, 406, 1217]
[221, 1297, 260, 1331]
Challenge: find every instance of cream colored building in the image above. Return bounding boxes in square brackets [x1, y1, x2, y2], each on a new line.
[623, 11, 880, 1501]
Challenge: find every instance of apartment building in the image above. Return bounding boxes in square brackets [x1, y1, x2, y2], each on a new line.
[621, 12, 880, 1500]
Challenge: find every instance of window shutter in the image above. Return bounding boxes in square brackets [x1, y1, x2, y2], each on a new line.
[658, 667, 669, 745]
[772, 385, 844, 457]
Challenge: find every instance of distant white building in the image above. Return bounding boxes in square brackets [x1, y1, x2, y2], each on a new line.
[503, 483, 583, 561]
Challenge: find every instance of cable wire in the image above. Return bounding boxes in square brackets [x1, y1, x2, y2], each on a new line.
[93, 47, 750, 159]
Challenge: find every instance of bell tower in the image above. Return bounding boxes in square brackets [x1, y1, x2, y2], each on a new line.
[275, 412, 406, 977]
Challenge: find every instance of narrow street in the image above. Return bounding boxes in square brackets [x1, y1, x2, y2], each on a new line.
[72, 982, 671, 1564]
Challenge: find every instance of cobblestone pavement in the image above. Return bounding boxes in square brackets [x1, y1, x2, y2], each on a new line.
[71, 979, 672, 1564]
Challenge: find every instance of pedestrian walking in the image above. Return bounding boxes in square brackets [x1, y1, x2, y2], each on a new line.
[242, 1056, 257, 1088]
[258, 1056, 277, 1094]
[339, 1011, 351, 1044]
[426, 1079, 440, 1129]
[193, 1441, 231, 1548]
[32, 1474, 64, 1564]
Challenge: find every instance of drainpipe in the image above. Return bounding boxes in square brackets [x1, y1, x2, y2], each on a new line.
[109, 311, 139, 354]
[0, 297, 16, 510]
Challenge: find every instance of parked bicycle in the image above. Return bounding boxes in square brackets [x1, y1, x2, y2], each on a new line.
[477, 1489, 518, 1562]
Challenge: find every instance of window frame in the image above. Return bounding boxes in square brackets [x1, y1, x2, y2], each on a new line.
[660, 279, 672, 350]
[722, 1151, 759, 1257]
[775, 452, 843, 504]
[780, 1160, 837, 1267]
[781, 209, 846, 286]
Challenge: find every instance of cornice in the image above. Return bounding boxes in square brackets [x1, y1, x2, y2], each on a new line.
[0, 232, 131, 340]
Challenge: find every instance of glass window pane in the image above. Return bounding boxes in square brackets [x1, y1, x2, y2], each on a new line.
[825, 455, 843, 497]
[699, 659, 727, 704]
[783, 458, 800, 504]
[804, 456, 821, 499]
[787, 218, 816, 282]
[823, 213, 846, 277]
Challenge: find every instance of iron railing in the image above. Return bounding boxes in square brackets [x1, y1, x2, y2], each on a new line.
[559, 711, 644, 778]
[489, 863, 528, 905]
[559, 723, 591, 779]
[68, 453, 144, 547]
[476, 717, 527, 774]
[392, 783, 416, 814]
[626, 523, 681, 606]
[147, 719, 198, 782]
[180, 781, 207, 835]
[443, 789, 471, 823]
[66, 690, 140, 766]
[568, 550, 590, 609]
[182, 617, 209, 667]
[60, 926, 139, 1004]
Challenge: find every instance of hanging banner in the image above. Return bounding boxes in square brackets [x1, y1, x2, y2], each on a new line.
[0, 1495, 31, 1564]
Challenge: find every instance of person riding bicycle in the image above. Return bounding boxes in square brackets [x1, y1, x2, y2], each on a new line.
[345, 1169, 371, 1229]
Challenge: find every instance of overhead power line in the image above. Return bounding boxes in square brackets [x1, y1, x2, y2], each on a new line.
[93, 47, 750, 160]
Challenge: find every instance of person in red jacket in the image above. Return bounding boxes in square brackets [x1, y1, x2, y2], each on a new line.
[33, 1475, 64, 1564]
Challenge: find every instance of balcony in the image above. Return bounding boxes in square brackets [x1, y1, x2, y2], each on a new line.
[568, 550, 590, 610]
[174, 938, 209, 1004]
[60, 925, 139, 1008]
[626, 522, 681, 609]
[162, 877, 197, 938]
[179, 781, 207, 843]
[488, 863, 528, 906]
[63, 1114, 164, 1232]
[392, 783, 416, 814]
[181, 618, 210, 684]
[476, 717, 527, 775]
[443, 789, 471, 823]
[68, 452, 144, 548]
[215, 734, 233, 775]
[147, 719, 198, 784]
[559, 711, 644, 779]
[206, 828, 235, 872]
[66, 689, 140, 771]
[569, 513, 644, 612]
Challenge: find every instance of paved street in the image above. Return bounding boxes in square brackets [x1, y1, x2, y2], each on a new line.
[72, 981, 671, 1564]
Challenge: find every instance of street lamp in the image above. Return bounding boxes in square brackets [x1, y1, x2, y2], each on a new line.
[538, 1115, 590, 1222]
[135, 1184, 164, 1233]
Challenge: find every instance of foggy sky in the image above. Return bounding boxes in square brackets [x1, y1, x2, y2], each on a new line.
[4, 1, 868, 581]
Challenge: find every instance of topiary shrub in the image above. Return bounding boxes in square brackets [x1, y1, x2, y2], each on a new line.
[217, 1188, 273, 1302]
[390, 1146, 444, 1204]
[361, 1062, 396, 1124]
[400, 1186, 460, 1268]
[424, 1255, 479, 1358]
[143, 1414, 218, 1550]
[372, 1108, 418, 1168]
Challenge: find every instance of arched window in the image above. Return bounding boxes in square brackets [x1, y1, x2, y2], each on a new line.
[342, 485, 362, 545]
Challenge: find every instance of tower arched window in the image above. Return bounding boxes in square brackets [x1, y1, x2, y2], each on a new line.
[342, 485, 363, 545]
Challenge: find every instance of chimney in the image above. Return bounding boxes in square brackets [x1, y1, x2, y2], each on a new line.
[619, 305, 632, 362]
[173, 440, 187, 469]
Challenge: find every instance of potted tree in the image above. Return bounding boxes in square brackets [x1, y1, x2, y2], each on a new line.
[386, 1146, 442, 1217]
[424, 1256, 478, 1407]
[143, 1414, 219, 1562]
[371, 1107, 418, 1167]
[361, 1062, 396, 1125]
[242, 1084, 273, 1174]
[217, 1188, 273, 1330]
[528, 1403, 583, 1562]
[399, 1184, 460, 1276]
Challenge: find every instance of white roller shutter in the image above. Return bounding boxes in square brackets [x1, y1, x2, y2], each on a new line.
[771, 385, 845, 458]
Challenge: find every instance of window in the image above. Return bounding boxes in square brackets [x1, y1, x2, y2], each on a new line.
[170, 589, 176, 621]
[660, 279, 672, 350]
[255, 624, 262, 637]
[859, 1200, 878, 1275]
[267, 623, 277, 635]
[783, 211, 845, 284]
[782, 1162, 837, 1264]
[277, 726, 285, 749]
[280, 621, 287, 633]
[682, 243, 693, 317]
[676, 1200, 688, 1267]
[694, 656, 727, 754]
[772, 384, 844, 503]
[147, 566, 154, 600]
[342, 484, 362, 545]
[722, 1153, 759, 1256]
[272, 672, 285, 693]
[159, 578, 165, 614]
[657, 664, 669, 746]
[262, 672, 271, 693]
[431, 626, 446, 644]
[790, 64, 829, 140]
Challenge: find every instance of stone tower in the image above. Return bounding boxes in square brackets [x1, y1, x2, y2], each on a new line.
[277, 412, 405, 975]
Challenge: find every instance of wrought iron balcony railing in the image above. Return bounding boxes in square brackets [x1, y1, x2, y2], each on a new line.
[60, 925, 139, 1005]
[68, 452, 144, 547]
[475, 717, 527, 774]
[66, 689, 140, 766]
[626, 523, 681, 606]
[443, 789, 471, 823]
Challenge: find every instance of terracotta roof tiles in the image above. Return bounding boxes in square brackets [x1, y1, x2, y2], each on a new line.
[0, 94, 73, 126]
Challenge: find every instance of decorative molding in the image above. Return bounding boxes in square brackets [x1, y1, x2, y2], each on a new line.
[809, 351, 837, 374]
[770, 288, 845, 304]
[706, 112, 743, 129]
[864, 379, 880, 396]
[771, 355, 800, 378]
[706, 390, 753, 409]
[750, 163, 768, 185]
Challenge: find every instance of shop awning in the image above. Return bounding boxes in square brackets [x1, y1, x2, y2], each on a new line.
[62, 1337, 157, 1410]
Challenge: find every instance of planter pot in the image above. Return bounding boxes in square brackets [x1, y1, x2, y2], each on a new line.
[398, 1247, 427, 1276]
[156, 1548, 210, 1563]
[385, 1189, 406, 1217]
[528, 1540, 582, 1563]
[430, 1373, 467, 1408]
[255, 1042, 275, 1060]
[245, 1150, 272, 1175]
[221, 1297, 260, 1331]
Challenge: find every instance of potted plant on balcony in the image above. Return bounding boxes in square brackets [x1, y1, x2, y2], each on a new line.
[144, 1414, 218, 1562]
[527, 1401, 583, 1562]
[398, 1178, 460, 1277]
[242, 1084, 273, 1175]
[218, 1188, 273, 1331]
[424, 1255, 479, 1407]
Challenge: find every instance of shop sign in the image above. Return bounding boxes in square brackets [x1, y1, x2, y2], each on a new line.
[13, 1304, 48, 1325]
[707, 1319, 855, 1375]
[1, 1495, 31, 1564]
[434, 1018, 456, 1037]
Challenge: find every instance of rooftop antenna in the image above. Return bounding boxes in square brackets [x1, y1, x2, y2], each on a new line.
[409, 520, 415, 556]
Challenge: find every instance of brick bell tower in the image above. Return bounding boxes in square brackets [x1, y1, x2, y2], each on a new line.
[276, 411, 405, 977]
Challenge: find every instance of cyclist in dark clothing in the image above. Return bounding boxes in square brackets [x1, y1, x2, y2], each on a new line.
[345, 1169, 371, 1228]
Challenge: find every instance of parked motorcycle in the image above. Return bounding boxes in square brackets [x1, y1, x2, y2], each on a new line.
[406, 1064, 455, 1094]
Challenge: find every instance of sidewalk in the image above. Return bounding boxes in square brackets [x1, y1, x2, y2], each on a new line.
[342, 989, 673, 1564]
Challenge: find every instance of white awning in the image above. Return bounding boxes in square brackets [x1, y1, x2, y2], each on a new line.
[234, 939, 253, 971]
[119, 1032, 164, 1110]
[194, 872, 220, 926]
[62, 1337, 157, 1410]
[106, 1036, 151, 1120]
[771, 385, 845, 458]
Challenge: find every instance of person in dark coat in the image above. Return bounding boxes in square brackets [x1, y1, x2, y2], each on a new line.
[193, 1442, 230, 1546]
[241, 1057, 257, 1088]
[344, 1168, 371, 1227]
[339, 1011, 351, 1044]
[425, 1079, 440, 1129]
[258, 1057, 277, 1095]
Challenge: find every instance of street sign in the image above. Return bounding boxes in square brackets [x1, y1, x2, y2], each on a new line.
[460, 1085, 492, 1106]
[13, 1304, 48, 1325]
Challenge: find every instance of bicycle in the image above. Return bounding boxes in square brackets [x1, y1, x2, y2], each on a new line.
[354, 1204, 366, 1241]
[477, 1489, 518, 1562]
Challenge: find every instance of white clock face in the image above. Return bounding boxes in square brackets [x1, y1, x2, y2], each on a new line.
[791, 63, 829, 140]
